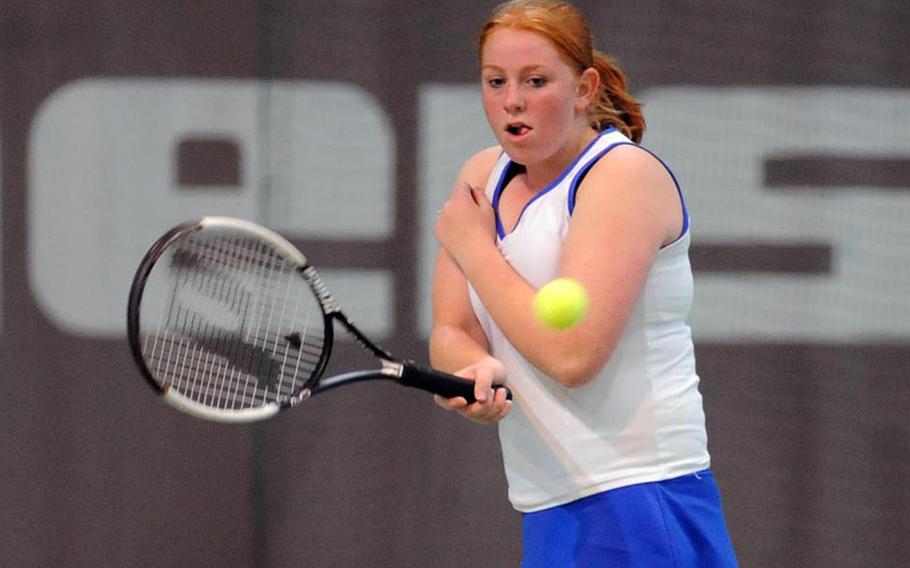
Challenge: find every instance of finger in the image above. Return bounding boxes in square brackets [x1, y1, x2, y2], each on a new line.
[469, 185, 488, 206]
[450, 180, 471, 199]
[495, 399, 512, 420]
[461, 399, 510, 423]
[454, 182, 484, 208]
[452, 366, 475, 380]
[481, 399, 511, 423]
[467, 184, 482, 205]
[458, 403, 492, 423]
[472, 367, 495, 404]
[434, 394, 469, 410]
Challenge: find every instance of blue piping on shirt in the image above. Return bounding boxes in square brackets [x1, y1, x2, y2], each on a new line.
[567, 142, 690, 241]
[492, 128, 617, 240]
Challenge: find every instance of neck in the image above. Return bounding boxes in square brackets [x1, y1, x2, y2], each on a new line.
[524, 126, 599, 192]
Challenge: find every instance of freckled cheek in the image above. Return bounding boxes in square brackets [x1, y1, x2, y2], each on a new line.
[481, 94, 502, 123]
[537, 95, 573, 129]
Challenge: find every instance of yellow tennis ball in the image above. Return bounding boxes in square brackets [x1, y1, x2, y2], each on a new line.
[533, 278, 589, 330]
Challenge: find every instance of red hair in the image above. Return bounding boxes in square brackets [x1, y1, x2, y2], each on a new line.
[478, 0, 645, 143]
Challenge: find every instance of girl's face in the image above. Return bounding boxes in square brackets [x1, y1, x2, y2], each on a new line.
[480, 27, 594, 170]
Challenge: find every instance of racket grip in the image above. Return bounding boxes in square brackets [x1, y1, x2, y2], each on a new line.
[399, 361, 512, 402]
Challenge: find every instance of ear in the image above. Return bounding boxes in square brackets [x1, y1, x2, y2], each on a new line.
[575, 67, 600, 110]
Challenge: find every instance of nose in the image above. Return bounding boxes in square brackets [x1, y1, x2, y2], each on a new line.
[504, 83, 524, 114]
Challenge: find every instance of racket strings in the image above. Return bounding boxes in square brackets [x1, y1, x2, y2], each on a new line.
[140, 231, 326, 411]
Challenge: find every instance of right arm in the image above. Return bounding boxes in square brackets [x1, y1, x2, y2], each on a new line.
[429, 245, 491, 373]
[429, 147, 511, 423]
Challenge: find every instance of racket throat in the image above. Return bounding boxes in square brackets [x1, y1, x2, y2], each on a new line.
[380, 359, 405, 377]
[297, 360, 404, 403]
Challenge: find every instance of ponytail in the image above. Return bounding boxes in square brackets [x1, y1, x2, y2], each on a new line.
[590, 51, 645, 143]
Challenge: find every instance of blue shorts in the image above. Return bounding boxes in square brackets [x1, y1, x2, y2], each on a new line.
[520, 470, 738, 568]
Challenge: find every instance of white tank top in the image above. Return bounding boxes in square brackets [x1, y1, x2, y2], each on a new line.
[468, 128, 710, 512]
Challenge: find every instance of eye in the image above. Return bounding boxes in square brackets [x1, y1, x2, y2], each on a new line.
[528, 76, 547, 88]
[485, 76, 506, 89]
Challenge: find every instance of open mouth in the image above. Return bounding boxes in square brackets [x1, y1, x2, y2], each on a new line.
[506, 123, 531, 136]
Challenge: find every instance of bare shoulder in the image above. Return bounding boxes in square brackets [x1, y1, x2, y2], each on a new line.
[574, 143, 682, 245]
[458, 146, 503, 188]
[583, 143, 675, 192]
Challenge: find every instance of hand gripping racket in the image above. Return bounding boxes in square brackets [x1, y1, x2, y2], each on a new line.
[127, 216, 510, 423]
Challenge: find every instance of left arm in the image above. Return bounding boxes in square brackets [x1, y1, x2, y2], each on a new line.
[435, 145, 683, 387]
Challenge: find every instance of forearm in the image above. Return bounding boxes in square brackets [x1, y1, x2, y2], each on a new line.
[429, 323, 491, 374]
[459, 245, 614, 387]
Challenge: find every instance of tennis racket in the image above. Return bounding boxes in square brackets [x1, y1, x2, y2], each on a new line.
[127, 216, 510, 423]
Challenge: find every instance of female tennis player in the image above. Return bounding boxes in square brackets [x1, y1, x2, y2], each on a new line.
[429, 1, 739, 566]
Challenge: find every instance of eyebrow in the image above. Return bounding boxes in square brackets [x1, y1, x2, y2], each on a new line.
[481, 64, 547, 73]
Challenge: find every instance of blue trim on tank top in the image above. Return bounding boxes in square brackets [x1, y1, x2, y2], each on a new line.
[567, 142, 690, 240]
[493, 127, 617, 239]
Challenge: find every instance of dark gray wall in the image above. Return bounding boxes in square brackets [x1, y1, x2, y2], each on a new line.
[2, 1, 908, 566]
